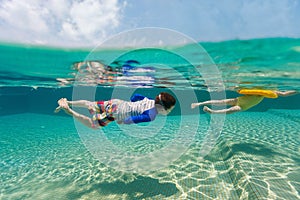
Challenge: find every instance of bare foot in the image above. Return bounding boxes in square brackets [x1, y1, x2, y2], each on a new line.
[275, 90, 297, 97]
[191, 103, 202, 109]
[203, 106, 212, 113]
[59, 98, 69, 109]
[54, 106, 61, 113]
[54, 98, 69, 113]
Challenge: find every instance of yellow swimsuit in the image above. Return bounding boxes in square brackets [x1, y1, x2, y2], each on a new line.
[237, 95, 264, 111]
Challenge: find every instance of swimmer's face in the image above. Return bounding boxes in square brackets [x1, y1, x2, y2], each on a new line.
[156, 104, 174, 115]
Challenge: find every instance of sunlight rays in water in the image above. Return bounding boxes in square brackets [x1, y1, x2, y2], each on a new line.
[1, 111, 299, 199]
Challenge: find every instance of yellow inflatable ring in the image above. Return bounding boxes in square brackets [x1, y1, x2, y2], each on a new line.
[238, 89, 278, 98]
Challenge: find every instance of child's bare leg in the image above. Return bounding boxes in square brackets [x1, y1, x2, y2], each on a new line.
[191, 98, 237, 109]
[67, 100, 94, 108]
[55, 98, 95, 113]
[63, 107, 96, 129]
[56, 99, 97, 129]
[275, 90, 297, 97]
[203, 105, 242, 114]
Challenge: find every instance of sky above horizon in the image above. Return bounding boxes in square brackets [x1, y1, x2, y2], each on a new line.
[0, 0, 299, 47]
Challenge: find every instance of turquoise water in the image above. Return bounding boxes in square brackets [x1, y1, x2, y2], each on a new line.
[1, 38, 300, 90]
[0, 38, 300, 199]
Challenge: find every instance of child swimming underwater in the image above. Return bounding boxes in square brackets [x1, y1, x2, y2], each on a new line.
[191, 90, 297, 114]
[55, 92, 176, 129]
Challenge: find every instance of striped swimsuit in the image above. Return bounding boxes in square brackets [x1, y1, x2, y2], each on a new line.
[90, 94, 157, 127]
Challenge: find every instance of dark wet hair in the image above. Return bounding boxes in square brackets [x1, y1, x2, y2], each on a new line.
[155, 92, 176, 110]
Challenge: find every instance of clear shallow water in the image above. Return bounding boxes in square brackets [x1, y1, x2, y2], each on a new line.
[0, 38, 300, 199]
[0, 112, 299, 199]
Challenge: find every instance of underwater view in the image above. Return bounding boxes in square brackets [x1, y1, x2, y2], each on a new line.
[1, 37, 300, 200]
